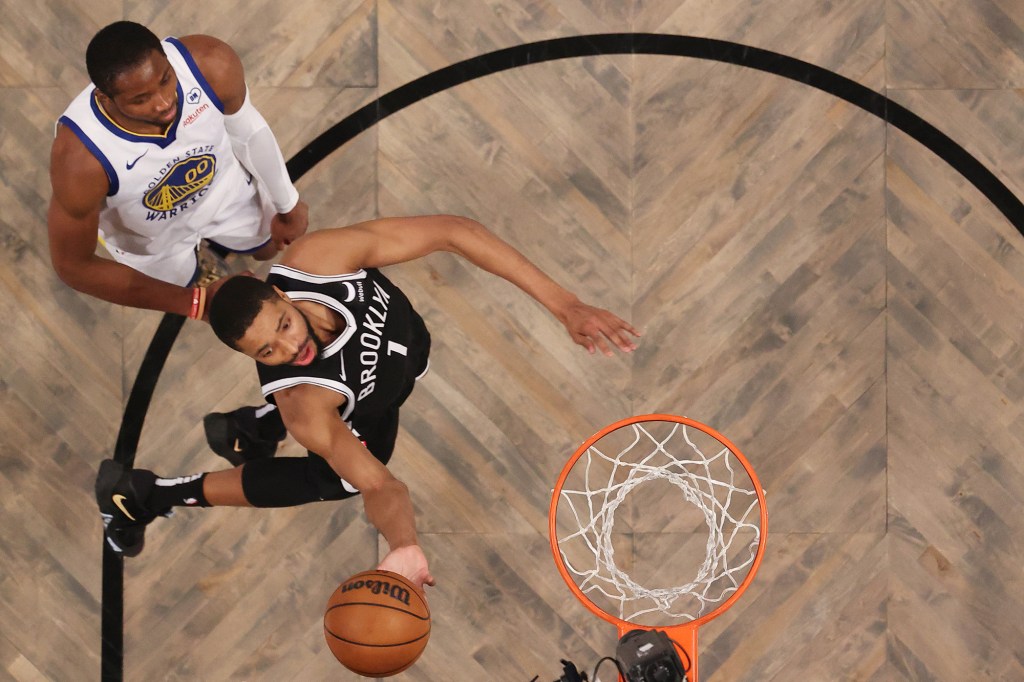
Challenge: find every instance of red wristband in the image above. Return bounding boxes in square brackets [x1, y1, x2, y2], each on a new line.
[196, 286, 207, 321]
[188, 287, 201, 319]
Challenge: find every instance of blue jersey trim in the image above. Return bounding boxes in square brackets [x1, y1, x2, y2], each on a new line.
[207, 236, 272, 255]
[59, 116, 119, 196]
[165, 37, 225, 113]
[89, 82, 183, 148]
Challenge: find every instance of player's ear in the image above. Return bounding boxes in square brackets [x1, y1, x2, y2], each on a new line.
[94, 88, 114, 107]
[271, 285, 291, 302]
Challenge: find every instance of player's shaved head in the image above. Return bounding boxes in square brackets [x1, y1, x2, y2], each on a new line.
[209, 276, 280, 350]
[86, 21, 164, 96]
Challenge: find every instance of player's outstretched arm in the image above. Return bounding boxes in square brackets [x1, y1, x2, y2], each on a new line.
[274, 383, 435, 589]
[47, 127, 199, 316]
[181, 34, 308, 250]
[284, 215, 642, 355]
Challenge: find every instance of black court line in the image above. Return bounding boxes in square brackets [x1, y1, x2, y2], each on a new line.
[101, 313, 184, 680]
[100, 32, 1024, 681]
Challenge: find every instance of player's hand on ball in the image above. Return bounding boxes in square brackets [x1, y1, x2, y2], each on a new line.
[378, 545, 435, 591]
[271, 200, 309, 249]
[560, 299, 641, 356]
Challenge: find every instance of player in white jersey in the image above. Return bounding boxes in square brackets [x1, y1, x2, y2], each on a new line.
[48, 21, 306, 462]
[47, 21, 308, 313]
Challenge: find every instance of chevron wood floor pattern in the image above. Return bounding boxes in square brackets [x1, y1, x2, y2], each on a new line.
[2, 1, 1024, 680]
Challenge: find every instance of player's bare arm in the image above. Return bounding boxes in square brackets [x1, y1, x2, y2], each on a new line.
[47, 126, 197, 316]
[273, 382, 435, 589]
[181, 34, 308, 250]
[284, 215, 642, 355]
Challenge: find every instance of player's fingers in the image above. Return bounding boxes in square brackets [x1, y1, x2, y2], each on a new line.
[603, 313, 641, 339]
[587, 320, 633, 354]
[593, 334, 614, 357]
[610, 327, 638, 352]
[571, 330, 596, 354]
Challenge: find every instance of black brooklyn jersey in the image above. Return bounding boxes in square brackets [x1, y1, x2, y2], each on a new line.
[257, 265, 430, 422]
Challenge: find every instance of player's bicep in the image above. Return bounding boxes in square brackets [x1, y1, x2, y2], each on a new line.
[273, 384, 340, 452]
[274, 384, 391, 489]
[47, 198, 97, 246]
[284, 215, 464, 273]
[48, 128, 108, 270]
[358, 216, 467, 266]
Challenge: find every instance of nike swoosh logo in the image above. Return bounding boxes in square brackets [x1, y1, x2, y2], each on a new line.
[112, 494, 137, 521]
[126, 150, 149, 170]
[233, 439, 243, 453]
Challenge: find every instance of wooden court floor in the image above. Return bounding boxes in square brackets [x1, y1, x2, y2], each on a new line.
[3, 1, 1024, 680]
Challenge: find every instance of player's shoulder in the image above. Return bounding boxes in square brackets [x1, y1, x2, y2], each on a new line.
[176, 34, 238, 62]
[175, 34, 246, 113]
[51, 122, 106, 182]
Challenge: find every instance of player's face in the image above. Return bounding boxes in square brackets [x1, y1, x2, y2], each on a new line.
[238, 298, 322, 367]
[104, 50, 179, 128]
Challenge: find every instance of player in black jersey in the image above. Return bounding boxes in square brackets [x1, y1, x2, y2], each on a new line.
[95, 214, 640, 589]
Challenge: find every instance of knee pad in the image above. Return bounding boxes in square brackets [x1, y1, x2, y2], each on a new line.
[306, 453, 360, 501]
[241, 456, 357, 507]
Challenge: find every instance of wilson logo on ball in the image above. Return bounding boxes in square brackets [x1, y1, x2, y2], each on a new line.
[341, 578, 412, 606]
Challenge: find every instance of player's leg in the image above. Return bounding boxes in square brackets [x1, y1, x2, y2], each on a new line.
[224, 406, 402, 508]
[95, 452, 359, 556]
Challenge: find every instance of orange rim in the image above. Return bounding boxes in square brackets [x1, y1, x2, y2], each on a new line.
[548, 413, 768, 634]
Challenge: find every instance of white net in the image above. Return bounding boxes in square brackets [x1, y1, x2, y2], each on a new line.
[554, 419, 764, 627]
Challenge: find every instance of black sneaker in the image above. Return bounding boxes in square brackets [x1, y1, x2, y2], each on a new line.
[203, 405, 284, 467]
[95, 459, 171, 557]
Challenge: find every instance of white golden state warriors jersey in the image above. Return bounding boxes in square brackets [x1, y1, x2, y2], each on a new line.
[58, 37, 265, 284]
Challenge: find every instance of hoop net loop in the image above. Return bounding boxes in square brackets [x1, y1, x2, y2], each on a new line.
[550, 415, 767, 639]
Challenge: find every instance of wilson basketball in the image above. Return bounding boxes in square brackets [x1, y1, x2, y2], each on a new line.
[324, 569, 431, 677]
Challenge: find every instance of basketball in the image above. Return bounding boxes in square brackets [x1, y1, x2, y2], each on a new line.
[323, 569, 431, 677]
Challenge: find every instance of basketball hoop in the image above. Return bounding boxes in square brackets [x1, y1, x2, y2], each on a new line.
[549, 415, 768, 681]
